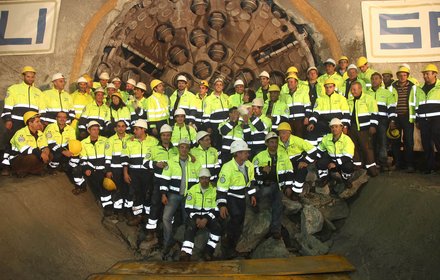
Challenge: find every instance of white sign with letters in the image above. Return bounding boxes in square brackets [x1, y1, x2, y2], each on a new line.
[0, 0, 61, 55]
[362, 1, 440, 62]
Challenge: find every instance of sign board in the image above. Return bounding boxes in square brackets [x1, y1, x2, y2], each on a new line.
[0, 0, 61, 55]
[362, 1, 440, 63]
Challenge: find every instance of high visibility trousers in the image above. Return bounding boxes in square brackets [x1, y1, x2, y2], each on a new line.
[306, 121, 330, 146]
[128, 169, 152, 216]
[291, 158, 308, 194]
[145, 170, 164, 230]
[290, 118, 305, 138]
[349, 128, 377, 174]
[316, 153, 354, 184]
[181, 217, 222, 255]
[70, 157, 86, 189]
[111, 168, 131, 210]
[85, 169, 113, 208]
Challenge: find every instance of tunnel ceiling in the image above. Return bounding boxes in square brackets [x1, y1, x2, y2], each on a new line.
[94, 0, 317, 93]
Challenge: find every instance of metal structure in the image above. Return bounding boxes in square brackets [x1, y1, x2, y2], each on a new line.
[94, 0, 317, 93]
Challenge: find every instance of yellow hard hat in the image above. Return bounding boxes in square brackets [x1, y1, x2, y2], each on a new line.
[386, 127, 400, 140]
[324, 78, 336, 85]
[285, 74, 299, 81]
[23, 111, 39, 124]
[397, 66, 410, 74]
[82, 73, 93, 83]
[68, 139, 82, 156]
[111, 91, 123, 100]
[422, 64, 438, 73]
[22, 66, 36, 74]
[382, 69, 393, 76]
[103, 178, 117, 191]
[286, 66, 298, 74]
[150, 79, 163, 90]
[339, 56, 349, 62]
[278, 122, 292, 132]
[356, 56, 368, 68]
[200, 80, 209, 87]
[268, 84, 280, 92]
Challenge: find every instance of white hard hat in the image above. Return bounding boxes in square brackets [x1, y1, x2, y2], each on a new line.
[196, 131, 210, 142]
[252, 98, 264, 107]
[99, 72, 110, 80]
[307, 66, 318, 73]
[133, 119, 148, 129]
[126, 78, 136, 86]
[160, 124, 173, 134]
[347, 64, 358, 71]
[178, 138, 191, 146]
[329, 118, 343, 127]
[234, 79, 244, 87]
[265, 131, 278, 142]
[259, 71, 270, 78]
[106, 83, 116, 89]
[177, 75, 188, 82]
[324, 58, 336, 66]
[77, 77, 88, 83]
[199, 168, 211, 178]
[238, 105, 250, 115]
[112, 77, 121, 82]
[52, 73, 65, 81]
[87, 120, 101, 130]
[135, 82, 147, 91]
[174, 108, 186, 116]
[214, 77, 224, 84]
[95, 87, 105, 93]
[230, 139, 251, 153]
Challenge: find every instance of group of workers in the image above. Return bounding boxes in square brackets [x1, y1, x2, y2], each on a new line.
[1, 55, 439, 260]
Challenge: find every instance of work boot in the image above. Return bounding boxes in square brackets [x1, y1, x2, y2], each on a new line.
[179, 251, 191, 262]
[127, 214, 143, 226]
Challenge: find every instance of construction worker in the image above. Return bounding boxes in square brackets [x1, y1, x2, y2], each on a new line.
[253, 132, 293, 239]
[317, 58, 344, 92]
[1, 66, 42, 176]
[389, 66, 421, 172]
[160, 138, 201, 255]
[71, 77, 94, 131]
[337, 56, 349, 80]
[203, 78, 230, 151]
[316, 118, 355, 192]
[171, 108, 197, 147]
[218, 107, 244, 163]
[278, 122, 317, 199]
[80, 121, 113, 216]
[105, 120, 132, 220]
[416, 64, 440, 174]
[263, 84, 289, 131]
[170, 75, 195, 124]
[228, 79, 245, 108]
[192, 80, 210, 131]
[340, 64, 367, 98]
[146, 79, 170, 136]
[8, 112, 50, 177]
[366, 72, 397, 171]
[347, 82, 379, 177]
[280, 66, 307, 96]
[307, 78, 350, 146]
[128, 82, 149, 127]
[107, 91, 132, 135]
[106, 83, 117, 100]
[356, 56, 376, 88]
[256, 71, 271, 101]
[399, 63, 419, 86]
[180, 168, 221, 261]
[282, 74, 311, 138]
[94, 72, 109, 90]
[112, 77, 129, 103]
[143, 124, 178, 239]
[122, 119, 159, 226]
[382, 70, 394, 90]
[217, 140, 257, 256]
[242, 98, 271, 157]
[78, 87, 110, 140]
[242, 88, 256, 105]
[306, 66, 323, 108]
[125, 78, 137, 97]
[190, 131, 221, 182]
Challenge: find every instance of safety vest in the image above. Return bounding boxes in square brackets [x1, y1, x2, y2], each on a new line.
[71, 90, 94, 119]
[389, 81, 419, 123]
[279, 134, 317, 162]
[118, 90, 131, 104]
[146, 91, 170, 126]
[40, 88, 75, 123]
[203, 93, 230, 128]
[2, 82, 42, 123]
[317, 133, 355, 165]
[171, 124, 197, 146]
[106, 133, 132, 169]
[358, 68, 376, 88]
[366, 87, 397, 120]
[121, 135, 159, 169]
[263, 99, 290, 130]
[170, 89, 195, 122]
[281, 86, 312, 119]
[340, 78, 367, 99]
[216, 159, 256, 206]
[185, 183, 218, 220]
[256, 86, 270, 101]
[191, 93, 208, 128]
[159, 155, 201, 195]
[44, 123, 76, 152]
[309, 92, 350, 126]
[243, 115, 271, 154]
[280, 80, 308, 97]
[190, 145, 220, 180]
[78, 102, 110, 131]
[109, 105, 132, 128]
[143, 143, 178, 170]
[348, 93, 379, 131]
[252, 148, 293, 188]
[219, 119, 244, 152]
[80, 135, 108, 170]
[228, 92, 244, 108]
[9, 126, 48, 162]
[416, 79, 440, 120]
[127, 96, 148, 123]
[317, 73, 344, 92]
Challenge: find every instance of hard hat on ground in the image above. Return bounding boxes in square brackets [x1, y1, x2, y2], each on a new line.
[386, 127, 400, 140]
[230, 139, 251, 153]
[68, 140, 82, 156]
[278, 122, 292, 132]
[103, 178, 117, 191]
[23, 111, 40, 124]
